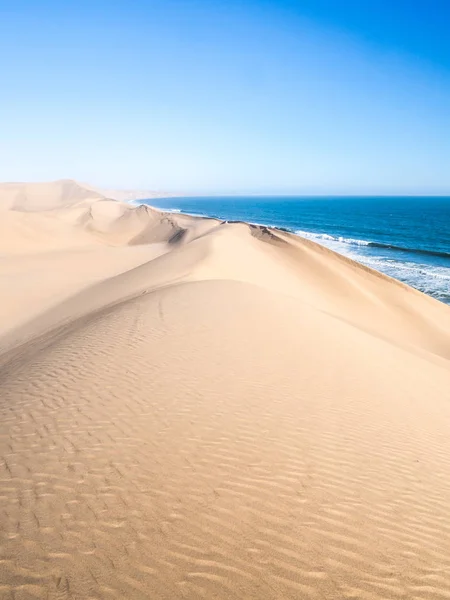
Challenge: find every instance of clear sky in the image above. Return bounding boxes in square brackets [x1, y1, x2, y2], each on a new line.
[1, 0, 450, 194]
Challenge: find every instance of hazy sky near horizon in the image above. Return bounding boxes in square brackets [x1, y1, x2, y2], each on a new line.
[1, 0, 450, 194]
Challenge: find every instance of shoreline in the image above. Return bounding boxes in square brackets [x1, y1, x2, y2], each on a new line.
[137, 196, 450, 305]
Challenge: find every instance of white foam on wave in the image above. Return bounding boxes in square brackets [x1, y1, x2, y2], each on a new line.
[295, 230, 370, 246]
[295, 228, 450, 302]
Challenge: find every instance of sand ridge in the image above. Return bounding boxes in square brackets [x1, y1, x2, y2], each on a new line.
[1, 180, 450, 599]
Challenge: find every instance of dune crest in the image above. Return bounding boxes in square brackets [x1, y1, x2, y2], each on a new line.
[1, 180, 450, 599]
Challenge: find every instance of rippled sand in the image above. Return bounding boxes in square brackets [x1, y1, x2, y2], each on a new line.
[1, 180, 450, 600]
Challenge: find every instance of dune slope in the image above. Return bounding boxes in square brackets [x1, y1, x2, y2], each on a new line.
[1, 181, 450, 600]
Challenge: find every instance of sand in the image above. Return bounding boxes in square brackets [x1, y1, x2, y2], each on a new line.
[1, 180, 450, 600]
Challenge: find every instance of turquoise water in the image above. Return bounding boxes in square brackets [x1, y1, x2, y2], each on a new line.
[141, 196, 450, 305]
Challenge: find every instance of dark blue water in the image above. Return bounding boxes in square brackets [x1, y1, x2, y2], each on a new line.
[140, 196, 450, 305]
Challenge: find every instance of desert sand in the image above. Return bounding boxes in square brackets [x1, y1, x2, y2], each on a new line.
[1, 180, 450, 600]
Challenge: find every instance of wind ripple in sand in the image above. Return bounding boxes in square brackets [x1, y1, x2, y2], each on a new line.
[1, 181, 450, 599]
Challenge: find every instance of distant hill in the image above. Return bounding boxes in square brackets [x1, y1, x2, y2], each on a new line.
[0, 179, 104, 211]
[0, 179, 172, 211]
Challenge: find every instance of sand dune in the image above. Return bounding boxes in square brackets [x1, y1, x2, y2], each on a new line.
[1, 180, 450, 599]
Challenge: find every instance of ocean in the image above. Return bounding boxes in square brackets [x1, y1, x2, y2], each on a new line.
[140, 196, 450, 306]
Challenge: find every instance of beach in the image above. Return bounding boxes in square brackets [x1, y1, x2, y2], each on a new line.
[147, 195, 450, 305]
[1, 180, 450, 599]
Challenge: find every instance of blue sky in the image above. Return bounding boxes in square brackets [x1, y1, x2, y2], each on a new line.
[1, 0, 449, 194]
